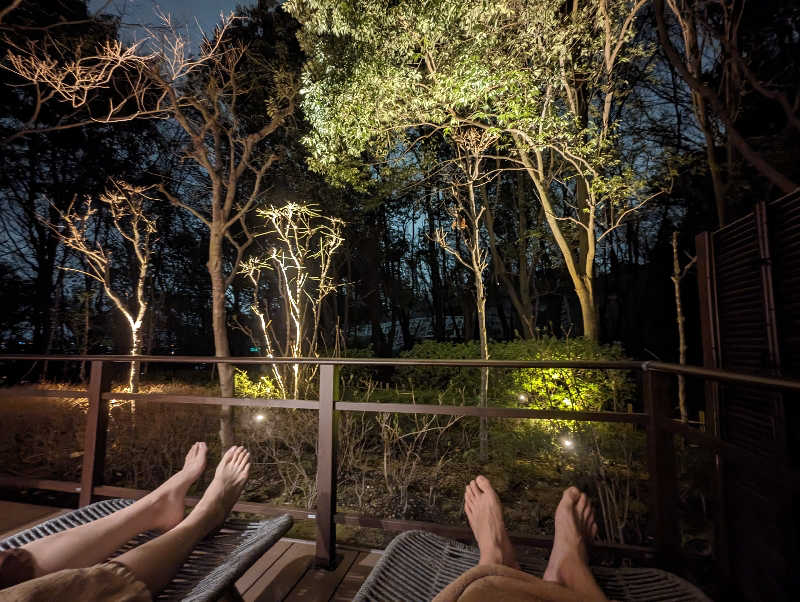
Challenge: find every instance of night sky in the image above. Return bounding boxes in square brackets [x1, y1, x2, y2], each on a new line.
[91, 0, 254, 45]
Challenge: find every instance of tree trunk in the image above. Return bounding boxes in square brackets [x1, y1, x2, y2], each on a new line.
[515, 173, 535, 336]
[467, 183, 489, 463]
[576, 277, 598, 341]
[80, 282, 92, 383]
[655, 0, 798, 196]
[476, 285, 489, 463]
[128, 328, 141, 393]
[671, 232, 695, 423]
[515, 143, 600, 340]
[209, 229, 234, 449]
[483, 176, 536, 339]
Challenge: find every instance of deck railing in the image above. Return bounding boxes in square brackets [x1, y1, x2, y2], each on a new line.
[1, 354, 798, 578]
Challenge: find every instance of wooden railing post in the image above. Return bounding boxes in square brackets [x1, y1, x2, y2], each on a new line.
[79, 360, 111, 506]
[315, 364, 338, 568]
[643, 368, 682, 571]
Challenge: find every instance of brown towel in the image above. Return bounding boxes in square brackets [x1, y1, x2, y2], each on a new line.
[432, 564, 583, 602]
[0, 550, 34, 589]
[0, 561, 151, 602]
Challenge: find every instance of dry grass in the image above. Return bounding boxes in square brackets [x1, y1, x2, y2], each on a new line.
[0, 386, 87, 480]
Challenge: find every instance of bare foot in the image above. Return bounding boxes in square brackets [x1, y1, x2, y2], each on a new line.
[147, 442, 207, 531]
[464, 475, 519, 569]
[543, 486, 599, 585]
[188, 446, 250, 530]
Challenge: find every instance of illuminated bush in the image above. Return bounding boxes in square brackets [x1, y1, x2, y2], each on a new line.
[234, 368, 281, 399]
[398, 337, 635, 412]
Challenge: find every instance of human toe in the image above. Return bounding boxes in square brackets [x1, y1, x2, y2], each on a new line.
[562, 486, 580, 503]
[576, 492, 588, 514]
[475, 475, 492, 493]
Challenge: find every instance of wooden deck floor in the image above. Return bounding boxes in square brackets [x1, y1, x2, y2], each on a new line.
[0, 501, 382, 601]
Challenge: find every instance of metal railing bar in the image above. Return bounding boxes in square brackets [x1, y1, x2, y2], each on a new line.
[335, 401, 650, 423]
[0, 354, 645, 369]
[99, 393, 320, 410]
[645, 361, 800, 391]
[0, 386, 644, 422]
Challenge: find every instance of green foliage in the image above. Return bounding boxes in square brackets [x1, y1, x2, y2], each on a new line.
[398, 337, 635, 412]
[286, 0, 653, 195]
[234, 368, 281, 399]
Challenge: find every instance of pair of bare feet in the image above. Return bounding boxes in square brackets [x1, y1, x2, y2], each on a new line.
[464, 476, 606, 600]
[145, 442, 250, 533]
[12, 443, 251, 596]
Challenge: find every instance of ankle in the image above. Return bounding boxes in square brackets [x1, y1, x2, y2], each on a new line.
[556, 551, 590, 580]
[192, 497, 226, 525]
[478, 549, 504, 566]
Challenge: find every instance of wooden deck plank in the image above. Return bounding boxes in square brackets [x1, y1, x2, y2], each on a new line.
[0, 502, 68, 539]
[235, 539, 293, 594]
[284, 549, 359, 602]
[245, 542, 314, 602]
[329, 551, 382, 601]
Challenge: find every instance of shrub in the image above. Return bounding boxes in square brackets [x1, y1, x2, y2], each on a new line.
[234, 368, 280, 399]
[397, 337, 635, 412]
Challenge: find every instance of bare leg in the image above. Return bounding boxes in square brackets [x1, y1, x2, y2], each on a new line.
[113, 445, 250, 595]
[543, 486, 607, 601]
[21, 442, 207, 577]
[464, 475, 519, 569]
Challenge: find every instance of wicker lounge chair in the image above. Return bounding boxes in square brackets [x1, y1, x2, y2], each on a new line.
[0, 498, 293, 601]
[354, 530, 711, 602]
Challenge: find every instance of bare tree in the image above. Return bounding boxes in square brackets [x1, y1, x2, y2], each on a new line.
[239, 203, 344, 400]
[7, 13, 298, 446]
[0, 0, 23, 26]
[655, 0, 798, 221]
[50, 180, 156, 392]
[433, 128, 495, 462]
[671, 231, 696, 423]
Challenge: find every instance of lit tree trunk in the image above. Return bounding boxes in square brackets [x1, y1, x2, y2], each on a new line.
[7, 13, 297, 449]
[515, 142, 600, 340]
[466, 181, 490, 462]
[127, 323, 142, 393]
[239, 203, 344, 402]
[671, 231, 696, 423]
[473, 246, 490, 462]
[209, 228, 235, 448]
[49, 181, 156, 397]
[575, 279, 598, 341]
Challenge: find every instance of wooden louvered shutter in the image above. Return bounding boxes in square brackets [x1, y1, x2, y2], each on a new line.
[697, 195, 798, 600]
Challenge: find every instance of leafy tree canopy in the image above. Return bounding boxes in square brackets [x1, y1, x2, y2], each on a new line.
[286, 0, 650, 193]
